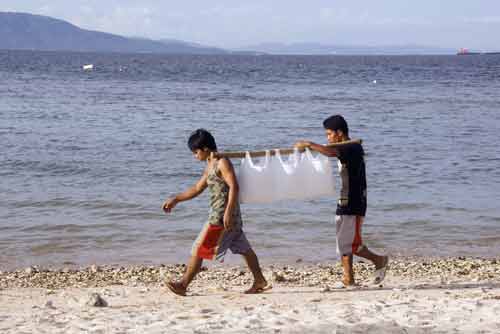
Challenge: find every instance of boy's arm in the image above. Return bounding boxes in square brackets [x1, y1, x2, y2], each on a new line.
[162, 169, 208, 213]
[218, 158, 239, 231]
[295, 141, 338, 157]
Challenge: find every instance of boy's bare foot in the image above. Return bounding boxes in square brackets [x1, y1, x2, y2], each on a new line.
[332, 279, 359, 289]
[342, 277, 356, 287]
[244, 280, 272, 294]
[166, 281, 187, 296]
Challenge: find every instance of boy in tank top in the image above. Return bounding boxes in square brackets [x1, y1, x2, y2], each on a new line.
[162, 129, 269, 296]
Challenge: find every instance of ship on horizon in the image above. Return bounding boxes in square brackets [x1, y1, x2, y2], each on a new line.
[457, 48, 500, 55]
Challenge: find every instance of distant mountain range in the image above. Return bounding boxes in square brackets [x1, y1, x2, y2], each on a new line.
[1, 12, 457, 55]
[239, 42, 456, 55]
[0, 12, 229, 54]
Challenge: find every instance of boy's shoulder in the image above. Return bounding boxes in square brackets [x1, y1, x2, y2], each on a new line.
[216, 156, 229, 166]
[338, 142, 364, 159]
[215, 157, 235, 172]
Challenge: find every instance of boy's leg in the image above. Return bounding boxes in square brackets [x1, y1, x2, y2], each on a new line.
[221, 227, 269, 293]
[350, 215, 389, 283]
[242, 248, 269, 294]
[169, 222, 224, 296]
[181, 254, 204, 287]
[168, 255, 203, 296]
[355, 245, 388, 270]
[336, 215, 358, 285]
[355, 245, 389, 284]
[341, 254, 355, 286]
[337, 215, 389, 285]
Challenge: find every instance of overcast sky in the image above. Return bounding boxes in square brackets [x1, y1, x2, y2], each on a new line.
[2, 1, 500, 49]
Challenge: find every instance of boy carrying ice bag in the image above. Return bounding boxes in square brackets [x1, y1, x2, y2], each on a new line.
[295, 115, 389, 287]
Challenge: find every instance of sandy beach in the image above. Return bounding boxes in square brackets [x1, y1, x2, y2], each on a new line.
[1, 257, 499, 333]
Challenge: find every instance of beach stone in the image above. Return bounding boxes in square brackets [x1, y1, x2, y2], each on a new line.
[90, 265, 101, 273]
[272, 272, 286, 282]
[159, 268, 169, 279]
[85, 293, 108, 307]
[24, 267, 37, 275]
[45, 300, 56, 309]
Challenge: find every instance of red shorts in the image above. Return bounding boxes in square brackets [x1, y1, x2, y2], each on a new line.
[191, 223, 251, 262]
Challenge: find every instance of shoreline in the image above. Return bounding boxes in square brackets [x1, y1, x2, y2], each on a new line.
[1, 257, 500, 333]
[1, 256, 499, 290]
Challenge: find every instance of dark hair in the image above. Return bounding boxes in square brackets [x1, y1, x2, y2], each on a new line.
[188, 129, 217, 151]
[323, 115, 349, 136]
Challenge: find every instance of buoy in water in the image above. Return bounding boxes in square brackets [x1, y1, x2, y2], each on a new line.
[372, 80, 377, 84]
[83, 64, 94, 71]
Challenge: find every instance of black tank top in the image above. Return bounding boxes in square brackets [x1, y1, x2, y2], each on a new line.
[336, 143, 367, 216]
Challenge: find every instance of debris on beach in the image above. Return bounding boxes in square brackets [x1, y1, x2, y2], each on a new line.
[272, 271, 286, 283]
